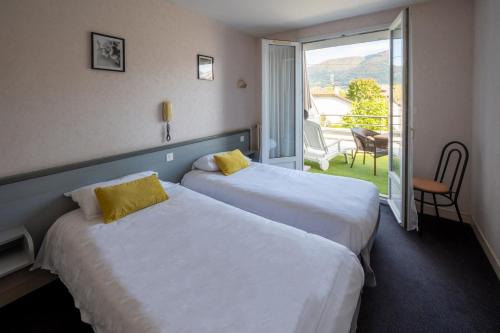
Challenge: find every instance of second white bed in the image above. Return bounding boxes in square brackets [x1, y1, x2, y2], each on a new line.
[182, 163, 380, 285]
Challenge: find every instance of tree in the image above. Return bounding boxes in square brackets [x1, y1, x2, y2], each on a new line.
[342, 79, 389, 131]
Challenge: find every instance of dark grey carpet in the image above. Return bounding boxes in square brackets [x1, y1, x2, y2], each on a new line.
[358, 205, 500, 333]
[1, 205, 499, 332]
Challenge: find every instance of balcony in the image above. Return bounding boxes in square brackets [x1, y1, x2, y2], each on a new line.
[304, 114, 390, 195]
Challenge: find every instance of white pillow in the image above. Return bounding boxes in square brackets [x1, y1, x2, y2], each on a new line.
[192, 152, 251, 172]
[64, 171, 158, 220]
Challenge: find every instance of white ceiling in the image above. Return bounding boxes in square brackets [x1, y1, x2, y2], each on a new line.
[166, 0, 425, 36]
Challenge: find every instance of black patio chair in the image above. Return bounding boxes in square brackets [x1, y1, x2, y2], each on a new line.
[350, 127, 389, 176]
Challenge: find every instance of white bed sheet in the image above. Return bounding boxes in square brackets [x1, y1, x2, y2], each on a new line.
[35, 184, 363, 333]
[182, 163, 380, 255]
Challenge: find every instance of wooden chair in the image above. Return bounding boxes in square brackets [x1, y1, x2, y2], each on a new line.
[413, 141, 469, 234]
[350, 128, 388, 176]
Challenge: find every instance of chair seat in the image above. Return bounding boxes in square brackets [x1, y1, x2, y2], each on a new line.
[413, 177, 449, 193]
[373, 134, 389, 149]
[324, 138, 341, 150]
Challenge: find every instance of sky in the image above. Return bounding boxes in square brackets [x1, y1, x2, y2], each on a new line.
[306, 39, 390, 65]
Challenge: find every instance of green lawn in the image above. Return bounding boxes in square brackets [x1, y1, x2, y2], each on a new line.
[305, 154, 389, 195]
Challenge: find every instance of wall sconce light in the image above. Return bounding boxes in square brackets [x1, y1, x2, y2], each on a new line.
[237, 79, 247, 88]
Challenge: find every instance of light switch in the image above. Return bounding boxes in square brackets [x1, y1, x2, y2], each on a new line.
[240, 136, 245, 142]
[166, 152, 174, 162]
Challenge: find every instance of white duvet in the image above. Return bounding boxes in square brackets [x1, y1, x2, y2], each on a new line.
[35, 185, 363, 333]
[182, 163, 380, 255]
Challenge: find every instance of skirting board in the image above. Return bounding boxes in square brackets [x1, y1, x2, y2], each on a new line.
[471, 220, 500, 280]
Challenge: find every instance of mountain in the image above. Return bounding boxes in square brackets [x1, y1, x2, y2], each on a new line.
[307, 50, 398, 88]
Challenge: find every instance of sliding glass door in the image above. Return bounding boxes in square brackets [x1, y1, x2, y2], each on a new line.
[261, 40, 303, 169]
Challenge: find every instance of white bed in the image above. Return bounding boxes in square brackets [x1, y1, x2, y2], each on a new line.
[182, 163, 380, 285]
[35, 184, 364, 333]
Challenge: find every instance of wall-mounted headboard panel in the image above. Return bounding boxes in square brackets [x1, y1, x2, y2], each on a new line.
[0, 129, 250, 252]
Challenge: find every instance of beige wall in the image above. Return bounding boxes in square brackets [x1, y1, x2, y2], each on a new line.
[410, 0, 473, 219]
[268, 0, 474, 220]
[472, 0, 500, 273]
[0, 0, 259, 178]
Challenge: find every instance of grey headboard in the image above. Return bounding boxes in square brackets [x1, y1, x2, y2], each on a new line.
[0, 129, 250, 252]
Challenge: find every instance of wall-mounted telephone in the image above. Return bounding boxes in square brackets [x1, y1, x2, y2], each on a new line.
[162, 101, 173, 142]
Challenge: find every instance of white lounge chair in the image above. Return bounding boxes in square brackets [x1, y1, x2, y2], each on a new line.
[304, 120, 346, 171]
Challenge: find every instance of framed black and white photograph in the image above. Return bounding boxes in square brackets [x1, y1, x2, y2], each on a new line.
[197, 55, 214, 80]
[91, 32, 125, 72]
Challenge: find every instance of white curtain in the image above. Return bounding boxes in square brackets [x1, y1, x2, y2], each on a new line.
[407, 126, 419, 231]
[303, 53, 312, 112]
[268, 45, 295, 159]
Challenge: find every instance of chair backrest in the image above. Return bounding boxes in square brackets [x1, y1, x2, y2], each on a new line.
[351, 127, 379, 152]
[434, 141, 469, 201]
[304, 120, 327, 153]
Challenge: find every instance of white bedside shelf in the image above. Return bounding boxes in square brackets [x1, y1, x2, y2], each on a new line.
[0, 227, 34, 279]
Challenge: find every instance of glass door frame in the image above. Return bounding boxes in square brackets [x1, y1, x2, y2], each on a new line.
[387, 8, 410, 227]
[261, 39, 303, 169]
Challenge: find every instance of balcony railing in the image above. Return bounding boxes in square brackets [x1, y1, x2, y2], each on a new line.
[307, 113, 397, 150]
[314, 113, 398, 130]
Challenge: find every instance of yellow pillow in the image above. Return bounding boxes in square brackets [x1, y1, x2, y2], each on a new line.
[214, 149, 250, 176]
[94, 175, 168, 223]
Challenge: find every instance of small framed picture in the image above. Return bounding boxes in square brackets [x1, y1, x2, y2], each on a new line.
[197, 55, 214, 80]
[91, 32, 125, 72]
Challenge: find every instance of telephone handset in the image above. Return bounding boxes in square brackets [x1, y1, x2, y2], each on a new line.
[162, 102, 172, 142]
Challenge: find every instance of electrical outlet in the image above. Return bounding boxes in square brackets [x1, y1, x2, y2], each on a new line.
[240, 135, 245, 142]
[166, 152, 174, 162]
